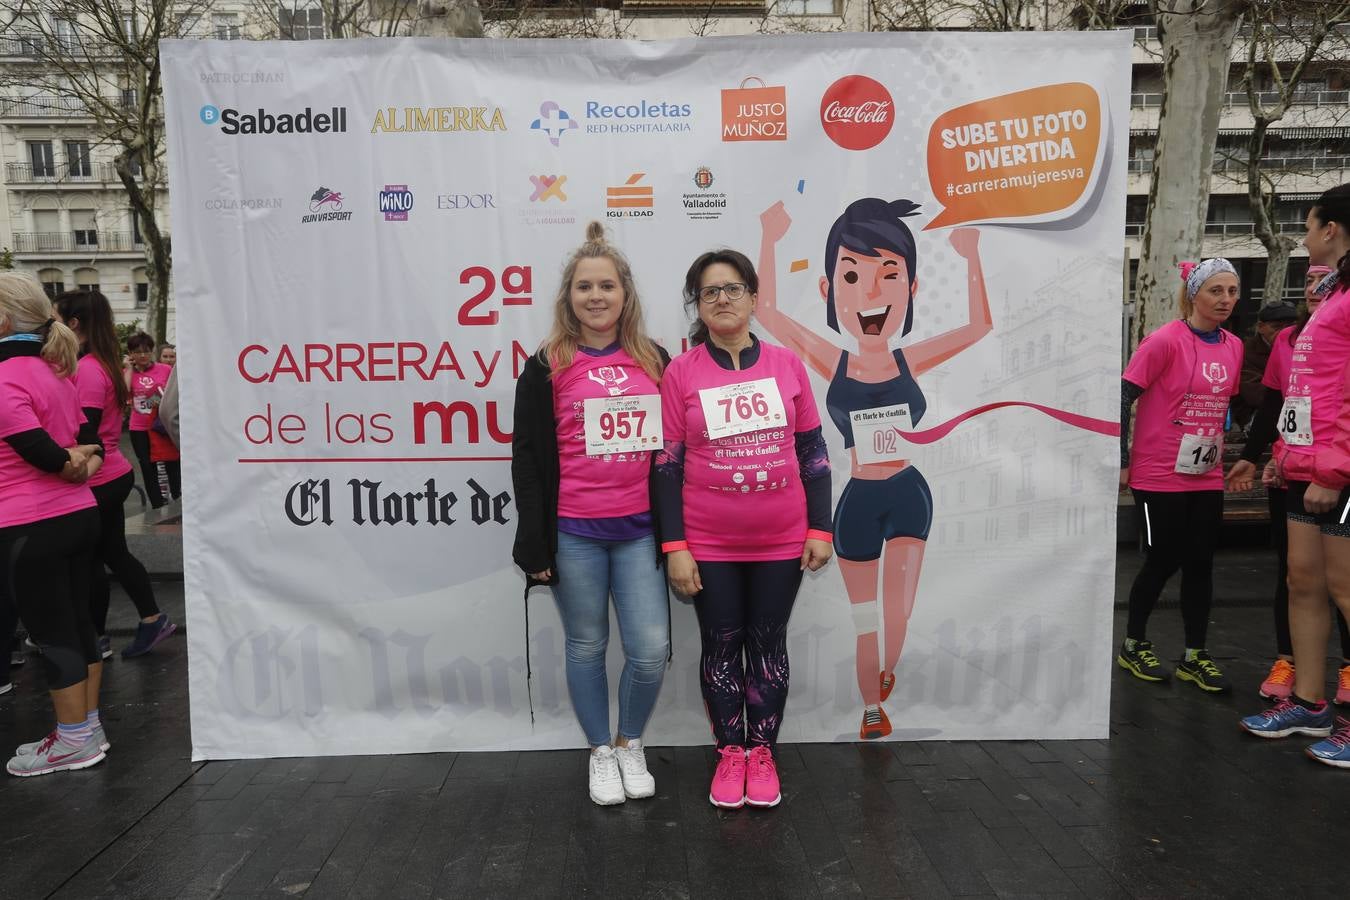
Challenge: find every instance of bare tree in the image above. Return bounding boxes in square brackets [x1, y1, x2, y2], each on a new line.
[480, 0, 627, 39]
[0, 0, 213, 343]
[1237, 1, 1350, 304]
[1132, 0, 1247, 346]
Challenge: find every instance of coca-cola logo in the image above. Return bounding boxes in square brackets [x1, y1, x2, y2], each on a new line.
[820, 75, 894, 151]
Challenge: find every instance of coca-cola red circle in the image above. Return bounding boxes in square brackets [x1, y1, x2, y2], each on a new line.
[819, 75, 894, 151]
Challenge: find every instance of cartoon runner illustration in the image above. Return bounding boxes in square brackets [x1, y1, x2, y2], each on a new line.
[757, 198, 991, 740]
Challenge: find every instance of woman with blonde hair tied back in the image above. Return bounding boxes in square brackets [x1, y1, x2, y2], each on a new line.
[511, 222, 671, 805]
[0, 272, 108, 776]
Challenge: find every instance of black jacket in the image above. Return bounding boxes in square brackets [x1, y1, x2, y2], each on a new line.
[510, 345, 671, 589]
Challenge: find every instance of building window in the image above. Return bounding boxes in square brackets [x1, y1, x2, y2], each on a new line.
[38, 268, 65, 298]
[121, 88, 138, 110]
[213, 13, 242, 39]
[1017, 454, 1035, 501]
[72, 211, 98, 248]
[777, 0, 837, 12]
[52, 18, 78, 51]
[28, 141, 55, 178]
[1070, 453, 1083, 495]
[75, 267, 99, 293]
[279, 5, 324, 40]
[66, 141, 91, 178]
[131, 210, 143, 244]
[133, 268, 149, 307]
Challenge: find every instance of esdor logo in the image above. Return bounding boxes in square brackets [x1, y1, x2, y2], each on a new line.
[819, 76, 893, 151]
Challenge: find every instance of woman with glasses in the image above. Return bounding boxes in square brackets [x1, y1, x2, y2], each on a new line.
[657, 249, 832, 809]
[756, 198, 990, 740]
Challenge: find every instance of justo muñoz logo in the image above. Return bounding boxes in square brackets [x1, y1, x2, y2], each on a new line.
[820, 75, 894, 151]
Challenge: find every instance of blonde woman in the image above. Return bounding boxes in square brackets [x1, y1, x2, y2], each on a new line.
[511, 222, 671, 805]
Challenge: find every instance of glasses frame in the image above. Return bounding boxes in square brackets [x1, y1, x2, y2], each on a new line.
[697, 282, 750, 304]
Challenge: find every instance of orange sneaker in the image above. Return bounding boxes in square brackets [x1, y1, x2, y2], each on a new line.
[1259, 658, 1295, 700]
[1335, 664, 1350, 706]
[880, 671, 896, 702]
[860, 705, 892, 740]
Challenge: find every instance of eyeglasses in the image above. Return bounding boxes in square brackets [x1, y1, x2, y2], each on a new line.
[698, 282, 749, 304]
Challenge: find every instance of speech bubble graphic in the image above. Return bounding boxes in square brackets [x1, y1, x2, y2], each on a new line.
[925, 83, 1103, 230]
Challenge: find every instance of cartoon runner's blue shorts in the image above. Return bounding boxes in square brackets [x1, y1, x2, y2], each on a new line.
[832, 466, 933, 562]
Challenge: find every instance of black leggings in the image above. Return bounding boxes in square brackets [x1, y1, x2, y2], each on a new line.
[0, 507, 101, 689]
[1127, 489, 1223, 648]
[694, 558, 803, 750]
[1269, 487, 1350, 659]
[90, 470, 159, 633]
[130, 429, 180, 508]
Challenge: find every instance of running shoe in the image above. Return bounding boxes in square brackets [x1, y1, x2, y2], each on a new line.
[0, 679, 10, 697]
[97, 635, 112, 661]
[8, 646, 22, 668]
[880, 671, 896, 702]
[121, 615, 177, 659]
[1259, 658, 1296, 700]
[1305, 717, 1350, 769]
[860, 705, 892, 740]
[587, 745, 624, 806]
[1335, 665, 1350, 706]
[1176, 651, 1231, 693]
[613, 739, 655, 799]
[1240, 699, 1334, 738]
[16, 725, 108, 755]
[745, 746, 781, 808]
[709, 745, 746, 809]
[1117, 640, 1169, 682]
[6, 732, 105, 777]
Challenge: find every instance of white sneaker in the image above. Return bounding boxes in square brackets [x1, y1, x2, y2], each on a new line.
[614, 739, 656, 799]
[588, 745, 625, 806]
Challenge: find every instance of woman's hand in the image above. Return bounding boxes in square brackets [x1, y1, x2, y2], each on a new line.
[528, 569, 552, 582]
[1226, 459, 1256, 493]
[1262, 458, 1284, 489]
[60, 446, 93, 483]
[949, 227, 980, 259]
[1119, 467, 1129, 492]
[666, 549, 702, 597]
[760, 201, 791, 245]
[801, 538, 833, 572]
[1304, 483, 1340, 514]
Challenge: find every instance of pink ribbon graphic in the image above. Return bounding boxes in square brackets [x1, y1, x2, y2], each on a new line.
[898, 401, 1119, 445]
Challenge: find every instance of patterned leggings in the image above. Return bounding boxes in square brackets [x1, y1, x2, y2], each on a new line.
[694, 558, 803, 750]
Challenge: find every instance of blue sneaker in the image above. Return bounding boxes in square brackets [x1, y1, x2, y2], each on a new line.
[121, 615, 177, 659]
[1306, 718, 1350, 769]
[1240, 699, 1333, 739]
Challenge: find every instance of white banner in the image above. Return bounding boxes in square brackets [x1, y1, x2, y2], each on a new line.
[162, 31, 1130, 759]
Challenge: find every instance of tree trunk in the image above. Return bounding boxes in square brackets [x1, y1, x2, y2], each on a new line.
[1133, 2, 1243, 346]
[115, 151, 170, 343]
[1262, 238, 1294, 305]
[412, 0, 484, 37]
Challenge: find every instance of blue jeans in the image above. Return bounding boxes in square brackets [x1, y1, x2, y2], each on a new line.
[552, 531, 669, 747]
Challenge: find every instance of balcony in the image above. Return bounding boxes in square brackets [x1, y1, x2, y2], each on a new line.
[1127, 154, 1349, 174]
[10, 232, 142, 254]
[0, 96, 92, 119]
[0, 32, 119, 59]
[1130, 90, 1350, 109]
[5, 162, 123, 186]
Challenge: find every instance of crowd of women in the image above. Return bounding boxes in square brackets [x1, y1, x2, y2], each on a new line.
[6, 184, 1347, 794]
[1, 279, 176, 776]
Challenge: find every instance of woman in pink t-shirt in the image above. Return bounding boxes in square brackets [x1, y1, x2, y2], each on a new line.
[124, 332, 174, 508]
[0, 272, 106, 777]
[1232, 265, 1350, 703]
[657, 249, 832, 810]
[1240, 184, 1350, 767]
[1117, 259, 1244, 692]
[55, 291, 176, 660]
[511, 222, 670, 807]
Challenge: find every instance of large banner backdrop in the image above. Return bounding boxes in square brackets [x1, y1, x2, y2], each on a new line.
[162, 31, 1131, 759]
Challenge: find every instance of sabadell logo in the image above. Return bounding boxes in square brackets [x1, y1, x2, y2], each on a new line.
[819, 76, 893, 151]
[199, 104, 348, 136]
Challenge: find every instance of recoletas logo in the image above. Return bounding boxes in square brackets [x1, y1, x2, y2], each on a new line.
[199, 104, 347, 136]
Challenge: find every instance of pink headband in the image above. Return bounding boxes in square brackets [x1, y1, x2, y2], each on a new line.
[1308, 265, 1333, 276]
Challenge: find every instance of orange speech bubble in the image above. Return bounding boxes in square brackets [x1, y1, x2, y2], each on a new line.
[925, 83, 1102, 230]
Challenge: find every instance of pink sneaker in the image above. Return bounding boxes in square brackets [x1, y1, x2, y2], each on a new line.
[709, 745, 746, 809]
[1259, 658, 1295, 700]
[745, 746, 781, 808]
[1336, 665, 1350, 706]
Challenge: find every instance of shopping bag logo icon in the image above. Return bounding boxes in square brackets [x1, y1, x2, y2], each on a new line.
[721, 77, 787, 142]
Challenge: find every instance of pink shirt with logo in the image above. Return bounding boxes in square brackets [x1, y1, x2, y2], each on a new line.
[75, 354, 133, 488]
[0, 356, 97, 528]
[1123, 319, 1243, 492]
[127, 362, 171, 431]
[1275, 286, 1350, 487]
[660, 341, 822, 562]
[553, 346, 659, 519]
[1261, 325, 1296, 392]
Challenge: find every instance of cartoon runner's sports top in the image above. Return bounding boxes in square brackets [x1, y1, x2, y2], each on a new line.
[826, 348, 927, 449]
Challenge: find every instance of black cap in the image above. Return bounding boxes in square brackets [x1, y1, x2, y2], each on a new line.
[1258, 302, 1298, 323]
